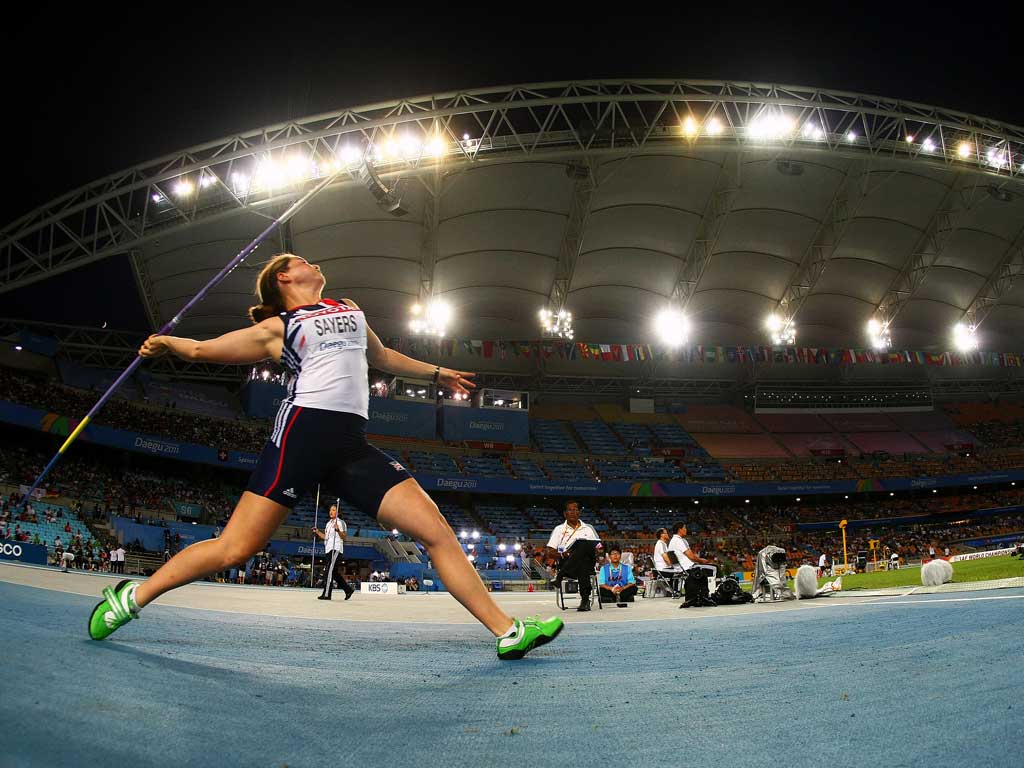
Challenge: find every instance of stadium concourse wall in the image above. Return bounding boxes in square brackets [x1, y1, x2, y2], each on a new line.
[3, 398, 1023, 499]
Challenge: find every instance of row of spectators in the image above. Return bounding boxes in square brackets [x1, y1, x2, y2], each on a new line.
[4, 364, 1024, 484]
[0, 366, 267, 452]
[0, 442, 239, 524]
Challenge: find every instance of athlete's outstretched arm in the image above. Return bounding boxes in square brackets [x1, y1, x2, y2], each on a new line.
[139, 319, 283, 365]
[341, 298, 476, 396]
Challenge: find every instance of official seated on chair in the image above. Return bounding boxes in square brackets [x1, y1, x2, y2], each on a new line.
[598, 545, 637, 603]
[648, 527, 682, 596]
[542, 500, 601, 611]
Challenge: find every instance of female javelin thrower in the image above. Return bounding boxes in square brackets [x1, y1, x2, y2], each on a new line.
[88, 254, 562, 660]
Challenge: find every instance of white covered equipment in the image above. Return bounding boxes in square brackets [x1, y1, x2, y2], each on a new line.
[752, 545, 794, 602]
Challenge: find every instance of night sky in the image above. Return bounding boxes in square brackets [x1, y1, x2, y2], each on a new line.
[4, 7, 1022, 332]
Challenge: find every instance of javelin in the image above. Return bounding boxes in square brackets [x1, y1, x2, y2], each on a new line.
[20, 169, 343, 503]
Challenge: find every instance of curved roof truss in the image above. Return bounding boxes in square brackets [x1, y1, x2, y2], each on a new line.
[4, 78, 1024, 298]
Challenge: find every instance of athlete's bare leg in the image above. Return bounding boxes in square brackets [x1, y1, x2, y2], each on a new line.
[134, 492, 289, 608]
[377, 479, 514, 637]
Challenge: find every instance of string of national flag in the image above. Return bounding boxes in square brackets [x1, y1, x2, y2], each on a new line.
[382, 337, 1024, 368]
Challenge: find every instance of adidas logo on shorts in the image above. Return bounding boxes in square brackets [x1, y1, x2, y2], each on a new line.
[283, 488, 297, 498]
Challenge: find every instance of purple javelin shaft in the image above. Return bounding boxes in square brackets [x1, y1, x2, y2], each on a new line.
[21, 171, 341, 503]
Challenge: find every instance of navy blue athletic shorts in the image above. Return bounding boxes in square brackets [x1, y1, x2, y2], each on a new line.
[246, 405, 412, 517]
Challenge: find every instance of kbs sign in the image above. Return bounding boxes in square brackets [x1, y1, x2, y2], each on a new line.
[359, 582, 406, 596]
[0, 540, 48, 565]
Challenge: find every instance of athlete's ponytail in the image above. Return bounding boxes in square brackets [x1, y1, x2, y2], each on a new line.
[248, 254, 295, 323]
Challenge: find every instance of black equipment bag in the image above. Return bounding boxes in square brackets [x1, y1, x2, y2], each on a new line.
[712, 575, 754, 605]
[683, 566, 714, 603]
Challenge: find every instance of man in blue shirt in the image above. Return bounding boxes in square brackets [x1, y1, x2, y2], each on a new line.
[598, 546, 637, 604]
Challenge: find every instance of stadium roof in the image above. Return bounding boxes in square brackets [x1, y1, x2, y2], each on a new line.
[3, 79, 1024, 352]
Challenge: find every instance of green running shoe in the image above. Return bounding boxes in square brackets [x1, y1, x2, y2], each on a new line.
[88, 580, 141, 641]
[496, 615, 564, 660]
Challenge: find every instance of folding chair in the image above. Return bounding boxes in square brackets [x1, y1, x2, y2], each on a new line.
[643, 570, 682, 598]
[556, 573, 602, 611]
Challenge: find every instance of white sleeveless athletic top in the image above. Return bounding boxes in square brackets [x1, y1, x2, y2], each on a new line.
[276, 298, 369, 418]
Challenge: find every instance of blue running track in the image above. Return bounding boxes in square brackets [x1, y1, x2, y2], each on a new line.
[1, 581, 1021, 767]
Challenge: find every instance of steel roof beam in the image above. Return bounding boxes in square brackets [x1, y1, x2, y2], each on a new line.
[874, 174, 980, 328]
[4, 80, 1024, 300]
[962, 217, 1024, 330]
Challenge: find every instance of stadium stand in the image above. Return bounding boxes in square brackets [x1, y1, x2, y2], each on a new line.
[541, 460, 593, 481]
[676, 405, 762, 433]
[460, 455, 512, 478]
[405, 450, 460, 474]
[508, 457, 547, 480]
[691, 433, 790, 459]
[571, 420, 625, 455]
[530, 419, 582, 454]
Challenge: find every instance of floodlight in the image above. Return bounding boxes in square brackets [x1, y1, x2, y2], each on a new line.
[513, 543, 521, 551]
[285, 154, 311, 181]
[539, 307, 574, 339]
[802, 123, 824, 140]
[498, 543, 506, 551]
[425, 135, 447, 157]
[467, 555, 475, 562]
[765, 314, 796, 345]
[867, 318, 891, 350]
[459, 530, 467, 539]
[748, 112, 795, 139]
[922, 138, 935, 152]
[339, 145, 362, 166]
[151, 193, 163, 203]
[905, 135, 914, 143]
[14, 345, 23, 351]
[682, 116, 698, 136]
[952, 322, 978, 351]
[986, 147, 1008, 169]
[653, 308, 690, 347]
[199, 174, 217, 188]
[471, 530, 479, 539]
[399, 133, 421, 159]
[957, 141, 972, 158]
[174, 179, 194, 197]
[467, 543, 474, 550]
[505, 555, 515, 563]
[254, 159, 286, 190]
[846, 131, 857, 142]
[706, 117, 723, 135]
[409, 298, 452, 336]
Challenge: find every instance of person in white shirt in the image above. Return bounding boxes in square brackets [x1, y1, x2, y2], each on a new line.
[114, 546, 126, 574]
[650, 527, 681, 597]
[669, 522, 717, 608]
[542, 501, 601, 611]
[818, 551, 829, 578]
[312, 505, 353, 601]
[653, 528, 678, 575]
